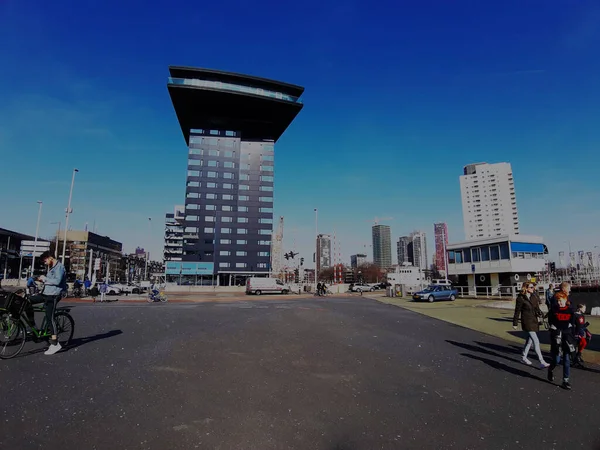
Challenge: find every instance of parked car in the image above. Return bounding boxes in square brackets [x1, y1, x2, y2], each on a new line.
[350, 283, 374, 293]
[413, 285, 458, 302]
[107, 283, 133, 294]
[105, 285, 122, 295]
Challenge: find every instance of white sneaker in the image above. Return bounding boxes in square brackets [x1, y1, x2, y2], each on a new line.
[539, 361, 550, 369]
[521, 357, 532, 365]
[44, 342, 62, 356]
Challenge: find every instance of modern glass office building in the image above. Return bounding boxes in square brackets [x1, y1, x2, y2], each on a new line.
[166, 67, 304, 285]
[372, 225, 392, 269]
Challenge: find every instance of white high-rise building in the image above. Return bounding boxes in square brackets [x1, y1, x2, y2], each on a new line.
[410, 231, 428, 271]
[460, 162, 519, 240]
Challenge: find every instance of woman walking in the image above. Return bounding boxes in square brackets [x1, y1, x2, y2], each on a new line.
[513, 282, 550, 368]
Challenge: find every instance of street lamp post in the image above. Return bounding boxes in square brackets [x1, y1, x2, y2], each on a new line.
[145, 217, 151, 281]
[61, 168, 79, 264]
[314, 208, 318, 290]
[50, 221, 61, 259]
[31, 201, 43, 276]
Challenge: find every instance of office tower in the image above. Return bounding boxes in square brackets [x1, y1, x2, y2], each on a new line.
[316, 234, 331, 274]
[372, 224, 392, 268]
[460, 162, 519, 240]
[397, 236, 411, 265]
[166, 67, 304, 285]
[434, 222, 448, 275]
[350, 253, 367, 269]
[410, 231, 428, 271]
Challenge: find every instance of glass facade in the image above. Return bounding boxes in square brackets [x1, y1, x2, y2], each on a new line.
[168, 77, 302, 104]
[183, 129, 273, 273]
[447, 241, 543, 264]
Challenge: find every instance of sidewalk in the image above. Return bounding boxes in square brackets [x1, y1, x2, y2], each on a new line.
[63, 291, 356, 304]
[369, 294, 600, 365]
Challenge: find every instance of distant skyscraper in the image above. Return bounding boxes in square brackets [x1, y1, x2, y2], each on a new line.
[460, 162, 519, 240]
[410, 231, 428, 271]
[397, 236, 411, 265]
[350, 253, 367, 269]
[372, 225, 392, 268]
[316, 234, 331, 274]
[163, 205, 184, 262]
[434, 223, 448, 275]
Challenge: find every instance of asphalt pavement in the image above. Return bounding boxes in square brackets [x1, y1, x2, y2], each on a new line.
[1, 296, 600, 450]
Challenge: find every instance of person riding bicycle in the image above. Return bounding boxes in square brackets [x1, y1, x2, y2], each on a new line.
[25, 251, 67, 355]
[150, 282, 159, 300]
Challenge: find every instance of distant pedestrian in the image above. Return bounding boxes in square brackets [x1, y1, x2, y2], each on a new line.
[545, 284, 555, 310]
[84, 277, 92, 296]
[573, 303, 591, 368]
[27, 275, 38, 295]
[99, 281, 108, 302]
[316, 282, 322, 296]
[547, 292, 576, 390]
[513, 282, 549, 368]
[89, 285, 99, 303]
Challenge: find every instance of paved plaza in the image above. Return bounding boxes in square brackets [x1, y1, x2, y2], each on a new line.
[2, 296, 600, 449]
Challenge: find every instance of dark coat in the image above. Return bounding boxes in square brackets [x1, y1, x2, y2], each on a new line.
[513, 293, 542, 332]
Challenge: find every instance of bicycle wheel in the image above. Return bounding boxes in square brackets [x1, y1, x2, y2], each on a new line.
[54, 312, 75, 346]
[160, 294, 168, 303]
[0, 314, 26, 359]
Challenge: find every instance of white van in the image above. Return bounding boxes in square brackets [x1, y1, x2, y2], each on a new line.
[246, 277, 291, 295]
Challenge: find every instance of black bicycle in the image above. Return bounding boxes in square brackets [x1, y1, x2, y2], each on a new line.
[0, 289, 75, 359]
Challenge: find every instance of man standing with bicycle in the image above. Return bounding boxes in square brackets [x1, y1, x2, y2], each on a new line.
[26, 251, 67, 355]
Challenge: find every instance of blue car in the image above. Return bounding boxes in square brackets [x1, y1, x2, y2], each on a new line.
[413, 285, 458, 303]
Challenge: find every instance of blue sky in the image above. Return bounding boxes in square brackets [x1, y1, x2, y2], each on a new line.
[1, 0, 599, 266]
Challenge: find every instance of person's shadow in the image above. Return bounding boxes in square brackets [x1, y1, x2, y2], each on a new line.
[14, 330, 123, 359]
[446, 340, 550, 383]
[63, 329, 123, 351]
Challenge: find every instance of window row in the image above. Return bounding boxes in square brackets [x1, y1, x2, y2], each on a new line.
[448, 243, 511, 263]
[214, 239, 271, 245]
[186, 204, 272, 213]
[218, 262, 269, 269]
[187, 172, 273, 182]
[186, 215, 273, 223]
[187, 170, 236, 179]
[185, 227, 272, 235]
[218, 251, 270, 257]
[186, 192, 273, 202]
[188, 160, 237, 168]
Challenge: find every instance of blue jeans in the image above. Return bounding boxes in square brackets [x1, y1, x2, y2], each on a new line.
[550, 353, 570, 380]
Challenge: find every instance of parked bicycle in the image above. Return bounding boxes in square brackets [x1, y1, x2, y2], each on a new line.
[0, 289, 75, 359]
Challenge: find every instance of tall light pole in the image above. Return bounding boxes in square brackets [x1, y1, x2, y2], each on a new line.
[31, 201, 43, 275]
[145, 217, 151, 281]
[314, 208, 318, 290]
[50, 221, 61, 259]
[61, 168, 79, 264]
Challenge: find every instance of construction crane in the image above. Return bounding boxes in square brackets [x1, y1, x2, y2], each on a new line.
[367, 216, 393, 226]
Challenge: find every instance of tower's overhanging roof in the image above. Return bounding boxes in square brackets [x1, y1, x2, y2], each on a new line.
[167, 66, 304, 144]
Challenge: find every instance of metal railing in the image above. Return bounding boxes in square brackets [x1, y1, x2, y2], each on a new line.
[454, 285, 520, 299]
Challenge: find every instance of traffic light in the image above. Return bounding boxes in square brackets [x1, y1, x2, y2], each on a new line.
[300, 257, 304, 266]
[284, 252, 290, 260]
[294, 268, 299, 283]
